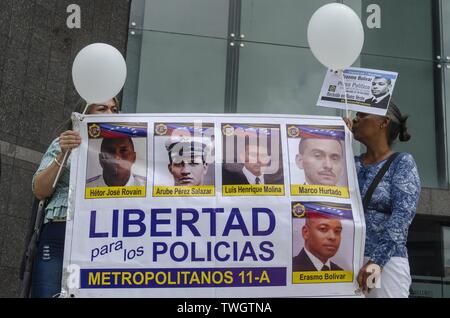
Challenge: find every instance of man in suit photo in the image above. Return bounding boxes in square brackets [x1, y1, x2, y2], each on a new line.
[293, 212, 343, 272]
[364, 76, 392, 109]
[222, 142, 283, 185]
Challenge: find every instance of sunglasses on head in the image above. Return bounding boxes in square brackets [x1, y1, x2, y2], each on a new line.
[92, 104, 120, 113]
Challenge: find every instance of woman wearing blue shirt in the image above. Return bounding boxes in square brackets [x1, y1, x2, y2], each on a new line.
[31, 98, 119, 298]
[345, 102, 421, 298]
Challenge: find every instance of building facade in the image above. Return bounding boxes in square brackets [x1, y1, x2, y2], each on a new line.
[0, 0, 449, 297]
[0, 0, 131, 297]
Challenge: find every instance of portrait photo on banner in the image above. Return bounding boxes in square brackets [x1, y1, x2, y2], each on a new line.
[291, 202, 355, 284]
[221, 123, 285, 196]
[287, 125, 349, 198]
[85, 122, 148, 199]
[152, 122, 215, 197]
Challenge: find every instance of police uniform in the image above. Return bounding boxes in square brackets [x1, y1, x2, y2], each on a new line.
[164, 136, 211, 164]
[86, 173, 146, 187]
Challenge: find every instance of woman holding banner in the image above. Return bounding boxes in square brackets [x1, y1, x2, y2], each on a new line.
[30, 98, 119, 298]
[344, 101, 421, 298]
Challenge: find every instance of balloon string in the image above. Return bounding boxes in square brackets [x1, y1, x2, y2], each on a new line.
[52, 152, 68, 189]
[82, 103, 90, 115]
[52, 103, 89, 189]
[340, 70, 350, 118]
[339, 70, 354, 146]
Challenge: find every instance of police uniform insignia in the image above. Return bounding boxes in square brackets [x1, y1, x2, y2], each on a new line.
[222, 124, 234, 137]
[292, 203, 306, 218]
[287, 126, 300, 138]
[88, 124, 101, 138]
[155, 123, 168, 136]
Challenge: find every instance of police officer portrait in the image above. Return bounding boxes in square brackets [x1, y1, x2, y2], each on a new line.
[153, 122, 215, 197]
[85, 122, 147, 198]
[291, 202, 355, 284]
[287, 125, 350, 199]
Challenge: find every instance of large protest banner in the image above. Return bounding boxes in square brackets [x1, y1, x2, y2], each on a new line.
[61, 113, 365, 298]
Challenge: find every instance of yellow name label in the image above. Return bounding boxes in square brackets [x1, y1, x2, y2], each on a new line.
[222, 184, 285, 196]
[153, 185, 215, 197]
[292, 271, 353, 284]
[291, 185, 349, 198]
[85, 186, 146, 199]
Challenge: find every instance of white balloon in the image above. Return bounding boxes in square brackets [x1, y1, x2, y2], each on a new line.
[72, 43, 127, 104]
[307, 3, 364, 70]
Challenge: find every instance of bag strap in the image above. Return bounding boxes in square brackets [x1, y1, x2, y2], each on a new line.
[362, 152, 401, 212]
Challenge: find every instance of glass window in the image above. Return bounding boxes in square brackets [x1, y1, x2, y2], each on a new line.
[124, 0, 229, 113]
[140, 0, 229, 37]
[444, 226, 450, 297]
[240, 0, 334, 47]
[442, 0, 450, 190]
[410, 278, 443, 298]
[361, 0, 434, 60]
[236, 42, 337, 116]
[444, 226, 450, 277]
[360, 56, 438, 187]
[357, 0, 439, 188]
[237, 1, 341, 115]
[131, 31, 227, 113]
[408, 217, 442, 278]
[408, 217, 444, 298]
[124, 0, 443, 187]
[442, 1, 450, 59]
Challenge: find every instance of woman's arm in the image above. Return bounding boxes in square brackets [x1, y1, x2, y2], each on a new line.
[33, 130, 81, 200]
[33, 151, 66, 200]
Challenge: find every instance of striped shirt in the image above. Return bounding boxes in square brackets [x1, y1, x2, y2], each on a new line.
[32, 138, 70, 223]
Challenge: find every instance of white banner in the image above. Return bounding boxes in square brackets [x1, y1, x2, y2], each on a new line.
[62, 113, 365, 298]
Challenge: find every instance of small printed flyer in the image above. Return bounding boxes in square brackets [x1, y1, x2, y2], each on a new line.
[317, 67, 398, 116]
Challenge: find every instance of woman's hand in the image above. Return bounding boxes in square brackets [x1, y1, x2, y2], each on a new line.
[357, 261, 382, 293]
[34, 130, 81, 200]
[59, 130, 81, 154]
[343, 117, 353, 131]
